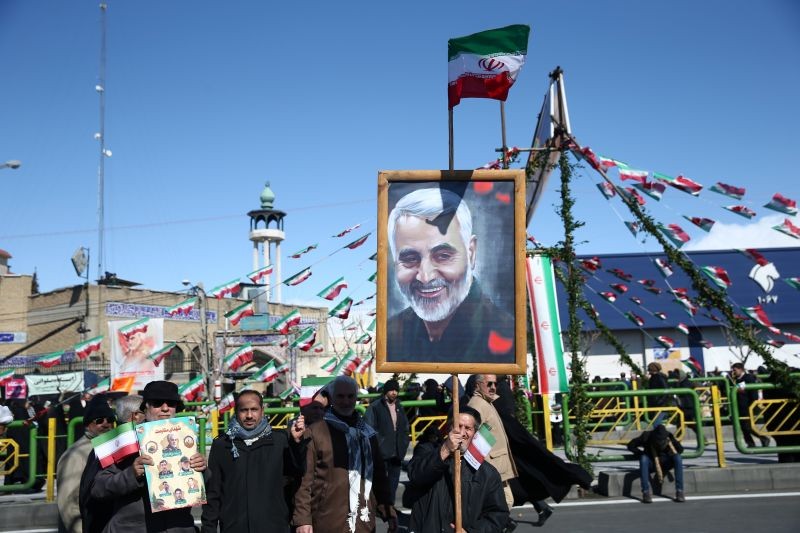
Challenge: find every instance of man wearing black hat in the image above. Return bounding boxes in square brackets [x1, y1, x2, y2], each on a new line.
[627, 424, 686, 503]
[90, 381, 207, 532]
[365, 378, 409, 507]
[57, 394, 115, 533]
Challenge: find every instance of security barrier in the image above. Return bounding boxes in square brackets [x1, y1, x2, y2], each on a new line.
[729, 382, 800, 455]
[0, 422, 38, 493]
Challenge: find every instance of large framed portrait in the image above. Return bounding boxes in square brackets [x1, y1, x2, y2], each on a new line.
[377, 170, 526, 374]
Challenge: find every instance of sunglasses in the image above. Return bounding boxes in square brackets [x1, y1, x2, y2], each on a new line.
[91, 417, 114, 425]
[484, 381, 497, 387]
[149, 399, 179, 408]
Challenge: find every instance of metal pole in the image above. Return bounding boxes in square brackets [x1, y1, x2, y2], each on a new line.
[500, 102, 508, 169]
[448, 108, 454, 171]
[452, 373, 462, 531]
[96, 3, 108, 281]
[46, 417, 56, 502]
[197, 284, 212, 399]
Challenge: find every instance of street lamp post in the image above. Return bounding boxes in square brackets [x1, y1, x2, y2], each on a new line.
[184, 281, 215, 402]
[0, 160, 21, 170]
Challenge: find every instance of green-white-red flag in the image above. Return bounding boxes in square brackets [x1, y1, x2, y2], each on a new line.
[289, 244, 318, 259]
[147, 342, 176, 367]
[701, 266, 732, 290]
[167, 297, 197, 316]
[224, 344, 255, 371]
[208, 279, 242, 299]
[291, 327, 317, 351]
[300, 376, 333, 407]
[464, 423, 497, 469]
[526, 255, 568, 395]
[179, 375, 205, 401]
[35, 350, 64, 368]
[118, 318, 148, 339]
[248, 264, 273, 284]
[448, 25, 530, 108]
[86, 377, 110, 395]
[251, 360, 278, 383]
[284, 268, 312, 286]
[321, 356, 338, 373]
[317, 277, 348, 301]
[91, 422, 139, 468]
[334, 350, 361, 376]
[74, 335, 103, 360]
[0, 368, 15, 386]
[344, 234, 370, 250]
[764, 193, 797, 216]
[225, 301, 255, 326]
[328, 298, 353, 319]
[272, 309, 302, 334]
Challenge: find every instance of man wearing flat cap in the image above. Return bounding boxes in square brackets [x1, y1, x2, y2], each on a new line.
[90, 380, 207, 532]
[365, 379, 409, 507]
[57, 394, 116, 532]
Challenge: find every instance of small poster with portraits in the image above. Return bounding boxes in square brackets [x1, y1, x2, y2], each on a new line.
[135, 416, 206, 512]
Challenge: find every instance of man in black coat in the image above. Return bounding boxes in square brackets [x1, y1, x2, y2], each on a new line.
[364, 379, 410, 506]
[202, 389, 306, 533]
[406, 406, 508, 533]
[731, 363, 770, 447]
[627, 425, 685, 503]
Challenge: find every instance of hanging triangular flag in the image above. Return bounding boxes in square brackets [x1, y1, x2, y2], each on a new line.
[699, 339, 714, 349]
[622, 187, 646, 206]
[147, 343, 176, 367]
[766, 338, 785, 348]
[618, 168, 648, 184]
[353, 294, 375, 306]
[224, 344, 255, 371]
[289, 244, 318, 259]
[208, 279, 242, 299]
[167, 297, 197, 316]
[723, 205, 756, 219]
[366, 318, 376, 332]
[597, 182, 617, 199]
[598, 155, 628, 169]
[657, 223, 691, 248]
[291, 327, 317, 351]
[682, 356, 703, 376]
[739, 248, 770, 266]
[624, 221, 640, 236]
[653, 172, 703, 196]
[610, 283, 628, 294]
[630, 296, 642, 306]
[633, 180, 666, 201]
[272, 309, 302, 334]
[677, 323, 690, 335]
[225, 301, 255, 326]
[773, 218, 800, 239]
[355, 332, 372, 345]
[284, 268, 312, 286]
[574, 146, 602, 170]
[608, 268, 633, 281]
[333, 224, 361, 238]
[74, 335, 103, 360]
[248, 264, 273, 284]
[599, 291, 616, 303]
[344, 234, 370, 250]
[35, 350, 64, 368]
[329, 298, 353, 319]
[580, 257, 602, 272]
[367, 272, 377, 283]
[784, 277, 800, 290]
[179, 375, 205, 401]
[656, 336, 675, 349]
[710, 182, 745, 200]
[654, 258, 673, 278]
[742, 304, 773, 328]
[251, 360, 279, 383]
[317, 277, 348, 301]
[654, 312, 667, 320]
[683, 216, 716, 232]
[764, 193, 797, 216]
[674, 297, 697, 316]
[701, 266, 733, 290]
[625, 312, 644, 327]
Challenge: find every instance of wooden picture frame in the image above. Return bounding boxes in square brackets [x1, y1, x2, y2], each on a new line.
[377, 170, 527, 374]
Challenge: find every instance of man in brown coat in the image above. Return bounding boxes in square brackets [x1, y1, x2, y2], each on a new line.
[294, 376, 396, 533]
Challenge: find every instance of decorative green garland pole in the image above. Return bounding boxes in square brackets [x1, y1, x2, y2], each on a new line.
[556, 152, 594, 474]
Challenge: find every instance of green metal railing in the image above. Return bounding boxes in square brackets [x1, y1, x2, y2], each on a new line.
[0, 422, 38, 493]
[729, 382, 800, 454]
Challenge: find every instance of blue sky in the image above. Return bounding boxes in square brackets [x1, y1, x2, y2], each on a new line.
[1, 0, 799, 314]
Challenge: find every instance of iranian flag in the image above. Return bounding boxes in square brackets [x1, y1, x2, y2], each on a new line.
[764, 193, 798, 216]
[766, 339, 785, 348]
[654, 312, 667, 320]
[724, 205, 757, 219]
[653, 172, 703, 196]
[682, 356, 704, 376]
[87, 377, 110, 395]
[654, 258, 673, 278]
[658, 223, 691, 248]
[224, 344, 255, 371]
[179, 375, 205, 401]
[248, 264, 273, 284]
[300, 376, 333, 407]
[328, 297, 353, 319]
[739, 248, 769, 266]
[742, 304, 773, 328]
[701, 266, 732, 290]
[656, 336, 675, 349]
[710, 182, 745, 200]
[677, 323, 690, 335]
[625, 312, 644, 327]
[225, 301, 255, 326]
[147, 342, 176, 367]
[599, 155, 628, 169]
[291, 327, 317, 351]
[344, 234, 370, 250]
[785, 277, 800, 290]
[367, 272, 377, 283]
[633, 180, 666, 201]
[782, 330, 800, 343]
[447, 25, 530, 108]
[321, 356, 339, 374]
[279, 387, 298, 400]
[333, 223, 361, 238]
[609, 269, 632, 281]
[36, 350, 64, 368]
[683, 216, 716, 232]
[272, 309, 302, 334]
[610, 283, 628, 294]
[251, 360, 278, 383]
[623, 187, 646, 206]
[354, 332, 372, 345]
[618, 168, 648, 184]
[289, 244, 318, 258]
[356, 356, 374, 374]
[209, 279, 242, 299]
[624, 221, 639, 236]
[597, 182, 617, 199]
[317, 277, 348, 301]
[311, 343, 326, 354]
[464, 423, 497, 469]
[92, 422, 139, 468]
[334, 350, 361, 376]
[218, 393, 235, 414]
[167, 297, 197, 316]
[773, 218, 800, 239]
[526, 255, 568, 395]
[276, 361, 290, 374]
[630, 296, 642, 306]
[599, 291, 616, 303]
[284, 268, 312, 286]
[0, 369, 15, 386]
[74, 335, 103, 360]
[580, 257, 601, 272]
[367, 318, 376, 332]
[674, 297, 698, 316]
[119, 318, 148, 339]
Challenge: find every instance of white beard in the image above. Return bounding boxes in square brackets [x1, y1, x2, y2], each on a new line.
[398, 269, 473, 323]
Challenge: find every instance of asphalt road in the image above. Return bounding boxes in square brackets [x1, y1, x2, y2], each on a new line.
[378, 492, 800, 533]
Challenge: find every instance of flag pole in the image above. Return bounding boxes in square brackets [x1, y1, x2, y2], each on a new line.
[452, 372, 462, 531]
[500, 101, 509, 169]
[448, 108, 455, 170]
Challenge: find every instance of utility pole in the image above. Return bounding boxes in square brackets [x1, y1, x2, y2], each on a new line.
[195, 283, 215, 401]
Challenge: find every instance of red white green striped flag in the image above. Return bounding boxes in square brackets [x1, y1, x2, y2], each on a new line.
[618, 168, 648, 184]
[785, 277, 800, 290]
[209, 279, 242, 299]
[333, 224, 361, 238]
[609, 269, 632, 281]
[766, 338, 784, 348]
[354, 332, 372, 345]
[87, 377, 110, 395]
[653, 172, 703, 196]
[0, 369, 15, 386]
[328, 297, 353, 319]
[273, 309, 302, 334]
[251, 360, 278, 383]
[624, 221, 639, 236]
[464, 423, 497, 469]
[179, 375, 205, 401]
[276, 361, 290, 374]
[147, 342, 176, 367]
[366, 318, 376, 332]
[724, 205, 757, 219]
[317, 277, 348, 301]
[356, 355, 374, 374]
[773, 218, 800, 239]
[344, 234, 370, 250]
[656, 336, 675, 349]
[599, 155, 628, 169]
[217, 393, 235, 414]
[764, 193, 797, 216]
[710, 182, 745, 200]
[738, 248, 769, 266]
[579, 257, 601, 272]
[782, 330, 800, 342]
[311, 343, 325, 354]
[289, 244, 318, 258]
[622, 187, 646, 206]
[742, 304, 773, 328]
[654, 312, 667, 320]
[284, 268, 312, 286]
[699, 339, 714, 349]
[36, 350, 64, 368]
[119, 318, 148, 339]
[224, 343, 255, 371]
[74, 335, 103, 360]
[167, 297, 197, 316]
[225, 301, 255, 326]
[677, 323, 690, 335]
[91, 422, 139, 468]
[334, 350, 361, 376]
[683, 216, 716, 232]
[658, 223, 691, 248]
[321, 356, 338, 373]
[291, 327, 317, 351]
[633, 180, 666, 201]
[248, 264, 273, 284]
[682, 357, 703, 376]
[625, 312, 644, 327]
[526, 255, 568, 395]
[701, 266, 733, 290]
[597, 182, 617, 199]
[674, 297, 697, 316]
[279, 387, 298, 400]
[599, 291, 616, 303]
[448, 25, 530, 108]
[654, 258, 673, 278]
[300, 376, 333, 407]
[610, 283, 628, 294]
